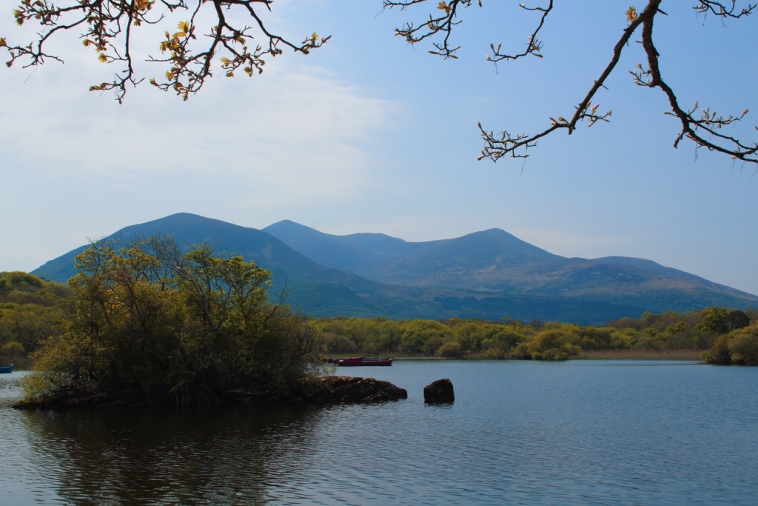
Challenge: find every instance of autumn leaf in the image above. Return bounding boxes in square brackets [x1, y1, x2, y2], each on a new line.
[178, 21, 191, 35]
[626, 6, 637, 22]
[438, 1, 451, 15]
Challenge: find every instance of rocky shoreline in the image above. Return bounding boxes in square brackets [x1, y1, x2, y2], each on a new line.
[13, 375, 409, 410]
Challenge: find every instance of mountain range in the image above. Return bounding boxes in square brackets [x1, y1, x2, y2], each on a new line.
[32, 213, 758, 325]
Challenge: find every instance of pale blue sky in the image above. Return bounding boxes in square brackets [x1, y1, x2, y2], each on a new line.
[2, 1, 757, 295]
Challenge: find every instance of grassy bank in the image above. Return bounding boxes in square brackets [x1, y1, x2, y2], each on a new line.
[574, 349, 703, 361]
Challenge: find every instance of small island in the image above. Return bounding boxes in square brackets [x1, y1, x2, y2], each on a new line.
[9, 236, 408, 409]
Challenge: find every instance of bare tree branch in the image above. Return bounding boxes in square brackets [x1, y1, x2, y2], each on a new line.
[385, 0, 481, 58]
[1, 0, 328, 103]
[387, 0, 758, 165]
[2, 0, 756, 164]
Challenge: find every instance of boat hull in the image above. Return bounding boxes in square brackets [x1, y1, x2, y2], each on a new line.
[0, 364, 13, 374]
[337, 357, 393, 367]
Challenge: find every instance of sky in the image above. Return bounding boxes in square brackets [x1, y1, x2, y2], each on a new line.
[2, 1, 757, 295]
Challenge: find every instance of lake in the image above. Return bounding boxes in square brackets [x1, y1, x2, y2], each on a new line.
[2, 360, 757, 505]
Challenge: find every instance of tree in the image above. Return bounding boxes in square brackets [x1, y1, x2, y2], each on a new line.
[23, 236, 324, 404]
[697, 307, 730, 335]
[387, 0, 757, 164]
[2, 1, 756, 163]
[702, 323, 758, 364]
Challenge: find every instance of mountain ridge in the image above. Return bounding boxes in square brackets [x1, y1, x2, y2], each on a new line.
[32, 213, 758, 325]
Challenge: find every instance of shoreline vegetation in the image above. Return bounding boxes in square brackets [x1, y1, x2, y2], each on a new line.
[573, 349, 703, 361]
[329, 349, 705, 361]
[2, 237, 757, 408]
[313, 308, 757, 364]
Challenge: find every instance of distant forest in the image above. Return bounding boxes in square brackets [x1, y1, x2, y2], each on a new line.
[2, 271, 757, 367]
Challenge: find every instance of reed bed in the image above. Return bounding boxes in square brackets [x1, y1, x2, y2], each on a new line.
[574, 349, 703, 361]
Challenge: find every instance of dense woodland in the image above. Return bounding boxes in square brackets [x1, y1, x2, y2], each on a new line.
[2, 256, 758, 400]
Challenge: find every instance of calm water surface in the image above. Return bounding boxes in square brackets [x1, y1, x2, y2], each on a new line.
[1, 360, 757, 505]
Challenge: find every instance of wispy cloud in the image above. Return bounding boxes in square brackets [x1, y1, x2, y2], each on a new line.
[1, 56, 401, 205]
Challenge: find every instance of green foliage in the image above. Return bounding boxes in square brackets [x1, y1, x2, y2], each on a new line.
[399, 320, 452, 356]
[703, 324, 758, 365]
[312, 306, 756, 362]
[697, 307, 731, 335]
[527, 329, 580, 361]
[0, 272, 71, 356]
[23, 236, 323, 404]
[727, 310, 750, 331]
[437, 341, 462, 358]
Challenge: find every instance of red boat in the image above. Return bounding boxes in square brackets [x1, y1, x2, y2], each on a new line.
[336, 356, 393, 367]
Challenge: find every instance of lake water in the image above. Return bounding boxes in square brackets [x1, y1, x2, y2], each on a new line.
[2, 360, 757, 505]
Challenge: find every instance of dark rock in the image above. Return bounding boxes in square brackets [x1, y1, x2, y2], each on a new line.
[313, 376, 408, 404]
[424, 378, 454, 403]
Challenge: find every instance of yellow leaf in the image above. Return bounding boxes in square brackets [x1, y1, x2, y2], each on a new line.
[438, 1, 451, 14]
[98, 53, 107, 63]
[178, 21, 190, 34]
[626, 6, 637, 22]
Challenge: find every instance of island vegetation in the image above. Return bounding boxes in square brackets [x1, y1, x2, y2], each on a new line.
[2, 244, 757, 407]
[5, 236, 325, 407]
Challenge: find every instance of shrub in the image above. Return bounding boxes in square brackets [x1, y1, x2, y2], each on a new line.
[703, 324, 758, 365]
[437, 341, 462, 358]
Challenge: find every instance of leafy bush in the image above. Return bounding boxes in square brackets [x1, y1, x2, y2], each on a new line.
[702, 324, 758, 365]
[437, 341, 462, 358]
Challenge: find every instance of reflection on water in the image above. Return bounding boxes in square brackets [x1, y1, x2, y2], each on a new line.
[20, 404, 325, 505]
[2, 361, 758, 505]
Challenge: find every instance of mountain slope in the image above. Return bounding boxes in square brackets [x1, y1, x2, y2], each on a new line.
[262, 220, 439, 279]
[371, 228, 561, 288]
[264, 221, 758, 305]
[32, 214, 758, 324]
[263, 223, 560, 287]
[32, 213, 385, 316]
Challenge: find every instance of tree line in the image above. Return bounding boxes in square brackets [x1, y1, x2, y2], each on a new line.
[313, 307, 758, 363]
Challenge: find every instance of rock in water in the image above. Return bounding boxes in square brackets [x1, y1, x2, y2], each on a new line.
[424, 378, 454, 403]
[316, 376, 408, 404]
